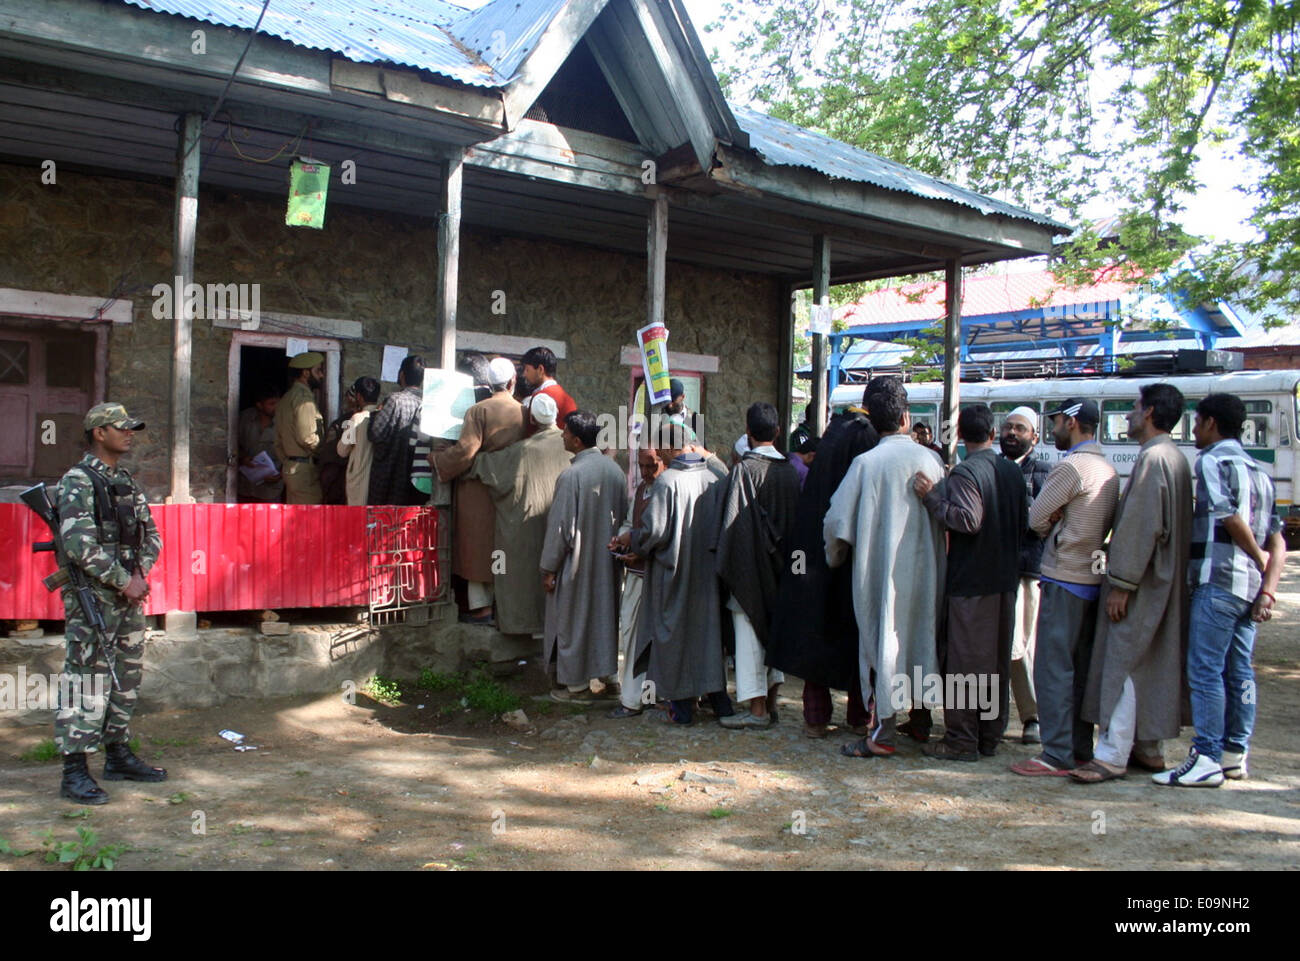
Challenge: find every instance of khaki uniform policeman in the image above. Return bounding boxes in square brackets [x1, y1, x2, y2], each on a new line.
[55, 402, 165, 805]
[275, 351, 326, 504]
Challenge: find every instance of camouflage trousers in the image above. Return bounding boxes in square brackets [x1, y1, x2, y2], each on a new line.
[54, 587, 145, 755]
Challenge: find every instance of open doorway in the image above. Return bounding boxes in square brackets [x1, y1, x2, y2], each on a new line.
[226, 332, 340, 502]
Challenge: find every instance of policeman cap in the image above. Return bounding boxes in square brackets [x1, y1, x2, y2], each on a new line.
[288, 351, 325, 370]
[84, 402, 145, 432]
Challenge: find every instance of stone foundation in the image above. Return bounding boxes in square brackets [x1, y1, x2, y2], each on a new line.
[0, 607, 541, 728]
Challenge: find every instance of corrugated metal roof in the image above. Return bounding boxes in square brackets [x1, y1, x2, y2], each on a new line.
[836, 267, 1137, 327]
[732, 105, 1066, 229]
[120, 0, 558, 87]
[455, 0, 571, 80]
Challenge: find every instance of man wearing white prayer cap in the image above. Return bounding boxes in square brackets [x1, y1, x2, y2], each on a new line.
[999, 404, 1052, 744]
[530, 392, 559, 428]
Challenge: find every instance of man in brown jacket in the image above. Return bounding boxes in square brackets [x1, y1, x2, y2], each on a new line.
[1011, 398, 1120, 777]
[432, 357, 525, 624]
[1072, 383, 1192, 782]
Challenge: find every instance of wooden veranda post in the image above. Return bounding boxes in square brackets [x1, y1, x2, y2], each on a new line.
[436, 149, 464, 370]
[810, 235, 831, 437]
[646, 187, 668, 339]
[942, 258, 963, 464]
[170, 111, 201, 504]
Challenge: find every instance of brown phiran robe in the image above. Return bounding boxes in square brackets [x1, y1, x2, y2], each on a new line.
[1083, 433, 1193, 739]
[468, 426, 573, 635]
[432, 389, 526, 583]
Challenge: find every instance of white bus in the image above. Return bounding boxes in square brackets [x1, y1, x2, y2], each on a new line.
[831, 370, 1300, 541]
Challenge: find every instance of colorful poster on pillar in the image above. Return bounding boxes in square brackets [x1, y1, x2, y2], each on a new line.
[637, 322, 672, 405]
[286, 160, 330, 229]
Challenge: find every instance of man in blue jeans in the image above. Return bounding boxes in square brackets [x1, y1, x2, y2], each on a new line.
[1155, 393, 1286, 787]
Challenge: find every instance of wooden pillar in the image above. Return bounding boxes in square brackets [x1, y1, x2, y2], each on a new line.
[170, 111, 201, 504]
[646, 188, 668, 331]
[941, 258, 963, 464]
[435, 149, 464, 370]
[810, 235, 831, 437]
[777, 282, 795, 453]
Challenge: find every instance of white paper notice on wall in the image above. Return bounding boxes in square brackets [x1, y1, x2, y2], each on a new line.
[381, 345, 408, 383]
[285, 337, 310, 357]
[809, 303, 833, 335]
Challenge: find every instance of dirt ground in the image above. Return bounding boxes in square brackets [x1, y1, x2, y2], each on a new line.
[3, 559, 1298, 872]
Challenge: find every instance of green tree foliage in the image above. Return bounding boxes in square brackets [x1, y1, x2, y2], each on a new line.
[710, 0, 1299, 321]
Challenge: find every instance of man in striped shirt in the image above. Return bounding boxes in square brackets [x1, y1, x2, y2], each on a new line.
[1154, 393, 1286, 787]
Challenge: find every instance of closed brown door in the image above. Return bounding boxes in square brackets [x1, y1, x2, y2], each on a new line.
[0, 325, 97, 484]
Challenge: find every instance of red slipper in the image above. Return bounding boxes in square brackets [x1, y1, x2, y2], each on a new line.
[1010, 756, 1072, 777]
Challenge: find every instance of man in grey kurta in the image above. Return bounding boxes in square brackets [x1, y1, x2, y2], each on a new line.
[824, 377, 945, 756]
[468, 395, 573, 637]
[540, 410, 629, 700]
[629, 422, 727, 723]
[1073, 383, 1193, 782]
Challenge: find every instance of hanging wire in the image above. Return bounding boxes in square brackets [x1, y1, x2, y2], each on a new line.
[180, 0, 274, 162]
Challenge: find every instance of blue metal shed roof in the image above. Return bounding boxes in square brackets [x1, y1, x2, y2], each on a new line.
[731, 105, 1065, 229]
[120, 0, 573, 88]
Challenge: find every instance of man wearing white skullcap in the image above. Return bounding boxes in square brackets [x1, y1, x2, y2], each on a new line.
[998, 405, 1052, 745]
[466, 389, 573, 634]
[433, 357, 526, 624]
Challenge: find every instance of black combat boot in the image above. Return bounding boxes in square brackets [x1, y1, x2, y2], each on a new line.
[102, 742, 168, 782]
[60, 753, 109, 805]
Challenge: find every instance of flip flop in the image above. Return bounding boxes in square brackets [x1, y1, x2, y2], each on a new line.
[1010, 756, 1072, 777]
[1069, 759, 1127, 783]
[840, 736, 895, 759]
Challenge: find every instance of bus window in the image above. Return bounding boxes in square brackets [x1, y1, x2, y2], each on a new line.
[909, 403, 938, 432]
[1242, 401, 1271, 447]
[1102, 400, 1136, 444]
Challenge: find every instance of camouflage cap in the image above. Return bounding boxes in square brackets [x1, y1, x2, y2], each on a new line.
[288, 351, 325, 369]
[84, 402, 145, 431]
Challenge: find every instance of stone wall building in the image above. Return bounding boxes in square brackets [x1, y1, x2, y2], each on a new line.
[0, 0, 1061, 658]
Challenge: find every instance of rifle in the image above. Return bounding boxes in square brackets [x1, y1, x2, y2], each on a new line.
[21, 483, 121, 693]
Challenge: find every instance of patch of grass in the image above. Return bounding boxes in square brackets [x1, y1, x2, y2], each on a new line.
[166, 792, 191, 805]
[0, 837, 36, 857]
[20, 739, 59, 762]
[292, 769, 310, 777]
[61, 809, 92, 820]
[461, 669, 520, 715]
[416, 668, 459, 692]
[563, 704, 588, 716]
[533, 700, 555, 716]
[654, 803, 670, 812]
[707, 808, 732, 820]
[362, 675, 403, 704]
[41, 826, 127, 871]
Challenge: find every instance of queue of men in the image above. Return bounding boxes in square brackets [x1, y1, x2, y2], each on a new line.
[66, 349, 1283, 806]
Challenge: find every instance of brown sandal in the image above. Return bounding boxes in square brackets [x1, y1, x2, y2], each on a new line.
[1068, 759, 1127, 783]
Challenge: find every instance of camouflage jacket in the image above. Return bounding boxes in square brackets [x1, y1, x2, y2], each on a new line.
[56, 453, 162, 593]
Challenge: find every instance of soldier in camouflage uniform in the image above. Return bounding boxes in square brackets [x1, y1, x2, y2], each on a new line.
[55, 402, 165, 805]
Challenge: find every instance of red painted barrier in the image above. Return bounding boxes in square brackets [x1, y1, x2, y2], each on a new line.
[0, 503, 442, 620]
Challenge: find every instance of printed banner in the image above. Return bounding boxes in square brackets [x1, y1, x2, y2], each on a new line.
[637, 322, 672, 405]
[286, 160, 330, 229]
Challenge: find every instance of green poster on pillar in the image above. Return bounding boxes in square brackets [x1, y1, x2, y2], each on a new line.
[286, 159, 330, 228]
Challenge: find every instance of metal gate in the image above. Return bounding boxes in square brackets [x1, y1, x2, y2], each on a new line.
[365, 505, 448, 625]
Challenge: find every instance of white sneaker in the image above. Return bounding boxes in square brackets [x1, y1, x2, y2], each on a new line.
[1220, 749, 1248, 780]
[1152, 748, 1224, 788]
